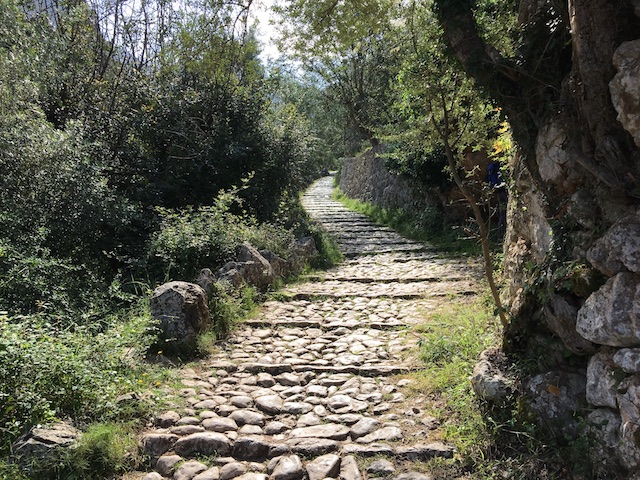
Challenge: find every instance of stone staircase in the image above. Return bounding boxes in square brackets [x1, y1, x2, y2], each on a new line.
[138, 176, 480, 480]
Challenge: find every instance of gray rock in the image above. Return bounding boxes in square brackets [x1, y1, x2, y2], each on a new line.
[150, 281, 210, 351]
[284, 438, 340, 456]
[543, 295, 597, 355]
[236, 475, 268, 480]
[156, 411, 182, 428]
[195, 399, 219, 410]
[356, 426, 403, 443]
[196, 268, 217, 296]
[141, 433, 180, 457]
[307, 385, 329, 397]
[239, 425, 264, 435]
[174, 460, 209, 480]
[255, 395, 284, 414]
[296, 413, 321, 427]
[342, 443, 394, 457]
[350, 417, 380, 439]
[276, 373, 301, 386]
[233, 436, 272, 461]
[260, 250, 289, 278]
[170, 425, 206, 435]
[194, 467, 221, 480]
[525, 371, 587, 438]
[270, 455, 304, 480]
[617, 374, 640, 469]
[586, 351, 619, 408]
[230, 410, 266, 426]
[12, 422, 81, 466]
[394, 473, 433, 480]
[177, 416, 202, 426]
[396, 443, 455, 460]
[327, 395, 368, 413]
[156, 454, 183, 476]
[586, 409, 625, 476]
[257, 373, 276, 387]
[174, 432, 231, 457]
[264, 421, 289, 434]
[288, 424, 350, 441]
[236, 243, 276, 290]
[366, 459, 395, 475]
[325, 414, 363, 425]
[535, 118, 580, 190]
[220, 462, 247, 480]
[144, 473, 164, 480]
[230, 396, 254, 408]
[471, 348, 513, 402]
[305, 454, 341, 480]
[613, 348, 640, 373]
[339, 455, 362, 480]
[588, 210, 640, 276]
[372, 403, 391, 414]
[577, 273, 640, 347]
[203, 417, 239, 432]
[282, 402, 314, 415]
[610, 41, 640, 149]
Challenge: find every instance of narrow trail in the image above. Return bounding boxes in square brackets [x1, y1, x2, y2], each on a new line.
[138, 177, 482, 480]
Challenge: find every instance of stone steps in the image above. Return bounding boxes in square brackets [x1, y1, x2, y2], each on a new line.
[136, 176, 465, 480]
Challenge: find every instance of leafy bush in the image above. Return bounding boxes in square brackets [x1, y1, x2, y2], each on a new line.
[147, 188, 295, 281]
[0, 307, 157, 454]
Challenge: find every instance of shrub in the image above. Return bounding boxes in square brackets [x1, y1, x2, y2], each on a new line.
[147, 188, 295, 281]
[0, 306, 157, 454]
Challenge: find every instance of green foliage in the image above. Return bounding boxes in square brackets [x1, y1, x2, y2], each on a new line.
[207, 284, 259, 343]
[26, 422, 140, 480]
[147, 188, 295, 281]
[0, 306, 158, 454]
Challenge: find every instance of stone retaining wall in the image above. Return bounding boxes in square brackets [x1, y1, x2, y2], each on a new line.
[502, 38, 640, 477]
[339, 149, 440, 215]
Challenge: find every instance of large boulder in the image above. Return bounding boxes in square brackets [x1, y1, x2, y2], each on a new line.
[237, 242, 275, 289]
[12, 422, 81, 468]
[289, 237, 318, 273]
[576, 273, 640, 347]
[150, 281, 210, 351]
[610, 39, 640, 149]
[215, 243, 276, 291]
[587, 211, 640, 277]
[260, 250, 289, 278]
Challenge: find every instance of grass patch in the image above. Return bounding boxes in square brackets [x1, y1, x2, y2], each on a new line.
[408, 296, 592, 479]
[333, 188, 481, 256]
[409, 298, 500, 457]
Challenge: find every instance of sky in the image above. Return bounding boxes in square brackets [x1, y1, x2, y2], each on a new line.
[250, 0, 283, 62]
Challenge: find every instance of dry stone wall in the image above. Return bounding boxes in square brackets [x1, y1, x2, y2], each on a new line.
[503, 33, 640, 477]
[339, 149, 439, 215]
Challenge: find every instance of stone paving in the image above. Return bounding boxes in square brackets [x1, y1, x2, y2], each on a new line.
[138, 177, 481, 480]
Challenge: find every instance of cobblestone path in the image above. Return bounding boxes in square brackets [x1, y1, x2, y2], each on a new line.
[138, 177, 482, 480]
